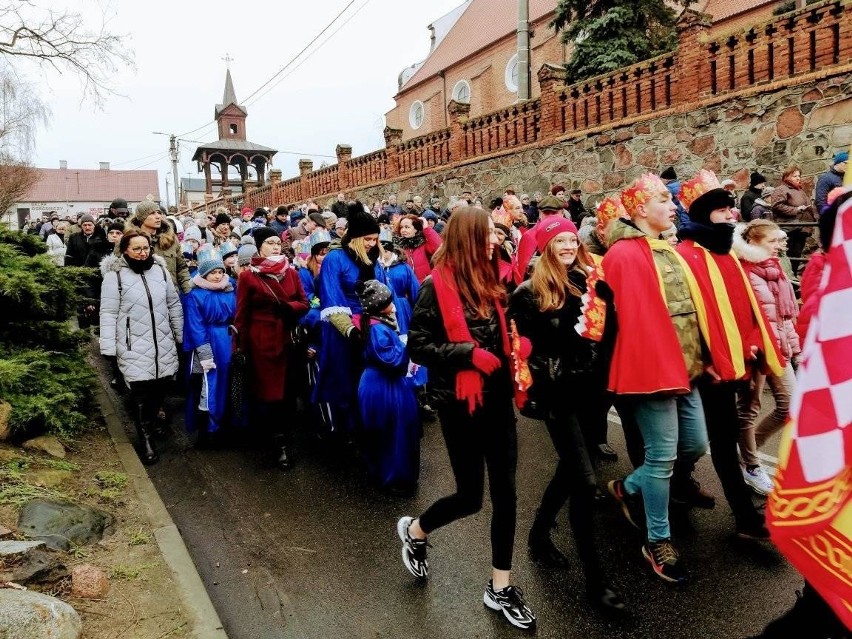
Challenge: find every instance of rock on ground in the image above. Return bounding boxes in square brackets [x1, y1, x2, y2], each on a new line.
[0, 589, 82, 639]
[21, 435, 66, 459]
[17, 500, 115, 551]
[71, 563, 110, 598]
[0, 401, 10, 441]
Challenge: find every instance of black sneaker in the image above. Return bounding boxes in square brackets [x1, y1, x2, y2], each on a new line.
[596, 443, 619, 461]
[608, 479, 646, 530]
[397, 516, 429, 579]
[483, 580, 537, 631]
[670, 477, 716, 509]
[642, 539, 688, 584]
[736, 518, 771, 541]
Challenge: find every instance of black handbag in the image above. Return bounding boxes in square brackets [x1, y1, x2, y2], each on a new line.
[228, 325, 246, 428]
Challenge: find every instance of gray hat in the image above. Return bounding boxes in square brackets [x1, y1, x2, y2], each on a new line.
[356, 279, 393, 315]
[79, 214, 96, 225]
[184, 226, 202, 243]
[133, 200, 160, 224]
[237, 244, 257, 266]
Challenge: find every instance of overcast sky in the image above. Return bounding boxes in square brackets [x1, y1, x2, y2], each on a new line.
[26, 0, 467, 204]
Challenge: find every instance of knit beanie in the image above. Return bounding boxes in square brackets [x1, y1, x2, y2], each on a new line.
[536, 216, 578, 253]
[214, 212, 232, 228]
[79, 214, 95, 225]
[196, 246, 225, 278]
[220, 241, 238, 260]
[107, 222, 125, 234]
[184, 226, 202, 243]
[749, 172, 767, 188]
[660, 166, 677, 181]
[834, 151, 849, 165]
[133, 200, 160, 224]
[252, 226, 278, 247]
[237, 244, 257, 266]
[240, 233, 256, 246]
[356, 279, 393, 315]
[345, 203, 380, 239]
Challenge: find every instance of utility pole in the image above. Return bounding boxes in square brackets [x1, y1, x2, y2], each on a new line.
[517, 0, 531, 101]
[153, 131, 180, 206]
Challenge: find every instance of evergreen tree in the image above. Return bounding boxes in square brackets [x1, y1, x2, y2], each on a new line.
[551, 0, 694, 83]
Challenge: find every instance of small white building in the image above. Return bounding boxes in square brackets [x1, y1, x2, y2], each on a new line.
[3, 161, 160, 230]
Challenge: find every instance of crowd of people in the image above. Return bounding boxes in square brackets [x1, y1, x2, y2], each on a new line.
[23, 150, 849, 635]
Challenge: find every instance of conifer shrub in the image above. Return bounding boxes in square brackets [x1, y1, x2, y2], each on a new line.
[0, 228, 95, 438]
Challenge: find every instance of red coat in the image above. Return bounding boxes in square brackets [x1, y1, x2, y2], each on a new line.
[602, 237, 699, 395]
[402, 227, 442, 283]
[234, 268, 309, 402]
[677, 240, 783, 380]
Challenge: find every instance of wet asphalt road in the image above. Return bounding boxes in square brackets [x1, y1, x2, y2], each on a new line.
[125, 388, 799, 639]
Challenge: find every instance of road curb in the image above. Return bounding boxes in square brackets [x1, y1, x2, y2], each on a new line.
[92, 363, 228, 639]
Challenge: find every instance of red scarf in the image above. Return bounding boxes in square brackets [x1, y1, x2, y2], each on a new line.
[431, 265, 512, 414]
[250, 254, 290, 278]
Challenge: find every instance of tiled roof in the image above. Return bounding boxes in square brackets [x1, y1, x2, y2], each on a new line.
[25, 168, 160, 203]
[699, 0, 776, 23]
[400, 0, 557, 94]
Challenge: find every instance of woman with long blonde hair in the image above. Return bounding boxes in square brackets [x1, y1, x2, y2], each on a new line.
[398, 207, 537, 632]
[508, 216, 624, 614]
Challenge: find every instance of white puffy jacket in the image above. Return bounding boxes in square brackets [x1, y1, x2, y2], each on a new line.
[99, 254, 184, 383]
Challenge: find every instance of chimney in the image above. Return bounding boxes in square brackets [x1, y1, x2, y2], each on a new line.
[59, 160, 67, 170]
[99, 162, 110, 170]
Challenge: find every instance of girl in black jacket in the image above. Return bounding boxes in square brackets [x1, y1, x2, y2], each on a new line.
[397, 207, 537, 632]
[508, 216, 625, 614]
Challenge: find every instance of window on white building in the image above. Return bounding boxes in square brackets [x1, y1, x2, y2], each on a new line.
[409, 101, 425, 129]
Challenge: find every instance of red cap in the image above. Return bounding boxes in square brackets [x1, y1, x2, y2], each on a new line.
[535, 216, 578, 253]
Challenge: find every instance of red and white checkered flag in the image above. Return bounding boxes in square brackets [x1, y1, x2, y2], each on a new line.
[767, 186, 852, 628]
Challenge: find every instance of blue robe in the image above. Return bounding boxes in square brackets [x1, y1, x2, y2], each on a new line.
[183, 285, 236, 432]
[358, 320, 421, 488]
[315, 248, 396, 426]
[298, 267, 322, 345]
[384, 259, 427, 386]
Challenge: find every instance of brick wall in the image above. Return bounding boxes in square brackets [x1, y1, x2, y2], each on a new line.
[197, 0, 852, 214]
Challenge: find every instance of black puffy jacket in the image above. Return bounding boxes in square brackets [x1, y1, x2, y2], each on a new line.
[408, 276, 513, 405]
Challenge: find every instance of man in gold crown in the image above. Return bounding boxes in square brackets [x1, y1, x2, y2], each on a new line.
[673, 170, 784, 541]
[603, 173, 711, 584]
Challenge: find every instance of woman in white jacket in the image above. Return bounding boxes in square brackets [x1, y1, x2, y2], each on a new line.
[45, 221, 68, 266]
[99, 230, 183, 464]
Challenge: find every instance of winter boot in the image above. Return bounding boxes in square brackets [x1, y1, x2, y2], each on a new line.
[527, 511, 569, 568]
[134, 404, 159, 465]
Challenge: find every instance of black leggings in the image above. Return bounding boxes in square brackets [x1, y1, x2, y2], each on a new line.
[418, 393, 518, 571]
[539, 410, 600, 576]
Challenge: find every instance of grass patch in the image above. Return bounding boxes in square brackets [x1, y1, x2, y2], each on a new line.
[94, 471, 128, 491]
[0, 478, 68, 507]
[42, 459, 79, 472]
[109, 563, 155, 581]
[128, 528, 152, 546]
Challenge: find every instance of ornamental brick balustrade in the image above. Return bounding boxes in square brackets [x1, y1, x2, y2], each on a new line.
[193, 0, 851, 214]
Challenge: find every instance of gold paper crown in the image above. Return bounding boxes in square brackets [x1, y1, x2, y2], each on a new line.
[620, 174, 668, 217]
[595, 196, 628, 224]
[491, 207, 513, 228]
[679, 169, 722, 211]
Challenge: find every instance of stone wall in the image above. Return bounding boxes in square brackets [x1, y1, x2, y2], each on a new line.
[351, 71, 852, 211]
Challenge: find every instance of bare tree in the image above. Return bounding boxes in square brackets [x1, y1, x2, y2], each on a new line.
[0, 1, 134, 104]
[0, 63, 49, 160]
[0, 160, 37, 225]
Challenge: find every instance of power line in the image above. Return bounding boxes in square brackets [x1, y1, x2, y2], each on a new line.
[245, 0, 373, 108]
[175, 0, 360, 138]
[111, 149, 167, 167]
[242, 0, 358, 104]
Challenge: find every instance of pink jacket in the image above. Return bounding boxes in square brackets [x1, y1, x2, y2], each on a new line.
[401, 227, 442, 283]
[733, 229, 801, 362]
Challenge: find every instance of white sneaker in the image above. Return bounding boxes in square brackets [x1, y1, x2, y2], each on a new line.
[743, 465, 774, 496]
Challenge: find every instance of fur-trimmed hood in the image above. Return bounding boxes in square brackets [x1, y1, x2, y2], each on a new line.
[100, 253, 168, 277]
[732, 224, 773, 264]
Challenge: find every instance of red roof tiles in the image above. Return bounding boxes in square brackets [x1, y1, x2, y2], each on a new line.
[24, 168, 160, 203]
[699, 0, 776, 23]
[400, 0, 557, 94]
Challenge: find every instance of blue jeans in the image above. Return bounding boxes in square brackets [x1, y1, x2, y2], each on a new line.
[624, 386, 708, 542]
